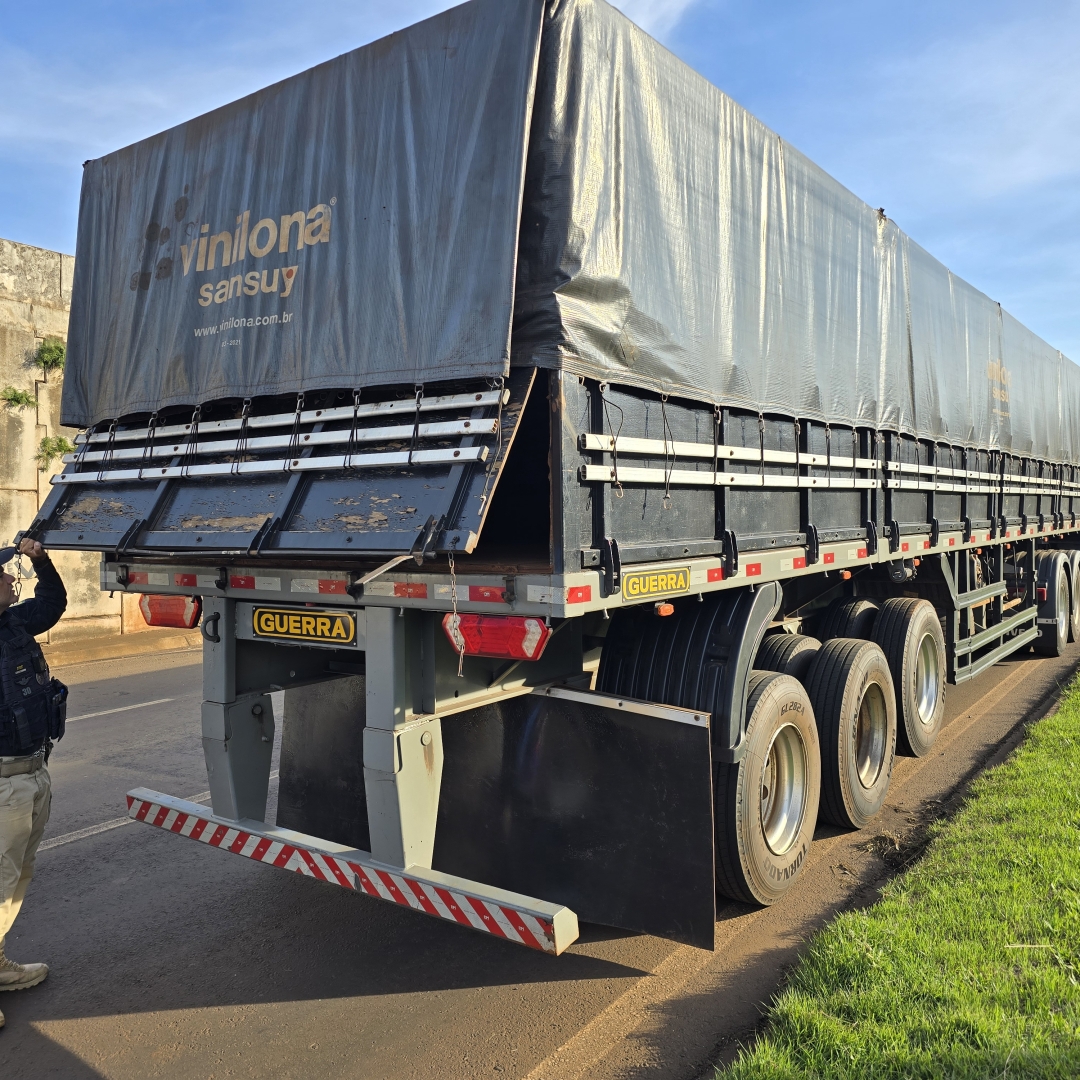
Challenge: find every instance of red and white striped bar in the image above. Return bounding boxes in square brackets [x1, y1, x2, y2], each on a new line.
[126, 788, 578, 955]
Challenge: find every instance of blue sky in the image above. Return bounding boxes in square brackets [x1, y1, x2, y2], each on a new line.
[1, 0, 1077, 358]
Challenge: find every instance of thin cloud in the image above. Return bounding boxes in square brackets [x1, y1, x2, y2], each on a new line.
[612, 0, 700, 35]
[869, 11, 1080, 201]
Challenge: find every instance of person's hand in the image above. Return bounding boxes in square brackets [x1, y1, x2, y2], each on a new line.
[18, 538, 47, 562]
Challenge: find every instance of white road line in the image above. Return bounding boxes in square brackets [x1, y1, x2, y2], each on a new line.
[65, 697, 177, 723]
[38, 772, 279, 852]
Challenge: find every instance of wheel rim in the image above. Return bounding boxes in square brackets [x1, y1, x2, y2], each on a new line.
[914, 631, 941, 726]
[854, 682, 888, 788]
[1058, 572, 1069, 638]
[760, 722, 808, 856]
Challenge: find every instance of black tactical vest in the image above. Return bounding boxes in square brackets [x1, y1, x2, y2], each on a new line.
[0, 621, 67, 757]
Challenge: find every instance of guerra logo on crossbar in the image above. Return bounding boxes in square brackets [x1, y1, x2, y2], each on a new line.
[252, 607, 357, 645]
[622, 567, 692, 600]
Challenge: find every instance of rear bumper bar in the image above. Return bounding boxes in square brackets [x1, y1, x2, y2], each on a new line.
[126, 787, 579, 954]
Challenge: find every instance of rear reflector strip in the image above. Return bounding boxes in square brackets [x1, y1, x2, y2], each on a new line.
[566, 586, 592, 604]
[126, 788, 576, 954]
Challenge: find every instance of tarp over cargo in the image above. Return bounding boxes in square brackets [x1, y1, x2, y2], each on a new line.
[64, 0, 1080, 464]
[62, 0, 545, 428]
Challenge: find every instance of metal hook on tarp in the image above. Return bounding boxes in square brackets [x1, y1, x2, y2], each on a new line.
[96, 418, 120, 483]
[181, 406, 202, 480]
[346, 388, 362, 469]
[712, 405, 722, 487]
[232, 398, 252, 475]
[660, 392, 675, 510]
[284, 393, 305, 473]
[408, 384, 424, 466]
[137, 411, 159, 481]
[599, 382, 625, 499]
[757, 413, 765, 484]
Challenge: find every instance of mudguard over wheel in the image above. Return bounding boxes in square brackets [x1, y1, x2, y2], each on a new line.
[872, 598, 946, 757]
[817, 597, 879, 641]
[1035, 551, 1069, 657]
[803, 638, 896, 829]
[715, 671, 821, 905]
[755, 633, 822, 682]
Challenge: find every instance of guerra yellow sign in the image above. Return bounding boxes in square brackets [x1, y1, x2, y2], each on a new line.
[252, 607, 356, 645]
[622, 567, 691, 601]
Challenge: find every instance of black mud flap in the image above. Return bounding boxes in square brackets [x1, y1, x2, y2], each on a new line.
[433, 686, 716, 949]
[28, 368, 535, 561]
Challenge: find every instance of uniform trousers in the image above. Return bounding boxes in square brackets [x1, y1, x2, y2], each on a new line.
[0, 765, 51, 951]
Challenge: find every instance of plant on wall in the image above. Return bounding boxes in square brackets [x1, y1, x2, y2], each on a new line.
[1, 386, 36, 409]
[31, 337, 66, 376]
[36, 434, 75, 471]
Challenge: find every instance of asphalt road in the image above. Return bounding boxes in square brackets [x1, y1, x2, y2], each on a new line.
[1, 641, 1078, 1079]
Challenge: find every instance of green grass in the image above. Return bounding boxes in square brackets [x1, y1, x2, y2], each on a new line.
[722, 676, 1080, 1080]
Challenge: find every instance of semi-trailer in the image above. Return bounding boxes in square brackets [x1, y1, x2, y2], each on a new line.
[22, 0, 1080, 954]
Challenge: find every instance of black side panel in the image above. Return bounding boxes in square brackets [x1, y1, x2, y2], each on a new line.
[277, 676, 369, 851]
[434, 692, 715, 949]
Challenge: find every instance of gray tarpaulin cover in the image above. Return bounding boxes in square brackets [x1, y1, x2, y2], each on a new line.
[64, 0, 1080, 464]
[63, 0, 544, 428]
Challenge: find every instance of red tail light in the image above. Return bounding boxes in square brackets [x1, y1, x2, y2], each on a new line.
[139, 594, 202, 629]
[442, 613, 552, 660]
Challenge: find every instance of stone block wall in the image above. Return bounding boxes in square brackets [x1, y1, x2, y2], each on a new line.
[0, 236, 149, 643]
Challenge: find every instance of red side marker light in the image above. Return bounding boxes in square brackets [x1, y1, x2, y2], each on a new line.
[442, 614, 552, 661]
[140, 594, 202, 629]
[1037, 586, 1048, 602]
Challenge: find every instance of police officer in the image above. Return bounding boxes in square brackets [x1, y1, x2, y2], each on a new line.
[0, 538, 67, 1030]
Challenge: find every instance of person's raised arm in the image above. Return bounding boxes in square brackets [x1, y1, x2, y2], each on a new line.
[11, 538, 67, 637]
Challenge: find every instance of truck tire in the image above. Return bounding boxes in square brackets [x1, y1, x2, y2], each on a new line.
[715, 671, 821, 905]
[803, 638, 896, 829]
[1067, 550, 1080, 642]
[871, 598, 946, 757]
[817, 597, 878, 641]
[755, 633, 821, 682]
[1035, 551, 1069, 657]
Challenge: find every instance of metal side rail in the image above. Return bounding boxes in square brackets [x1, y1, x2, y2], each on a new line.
[126, 787, 579, 955]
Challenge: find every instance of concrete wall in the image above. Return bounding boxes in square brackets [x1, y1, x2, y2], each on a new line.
[0, 236, 149, 643]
